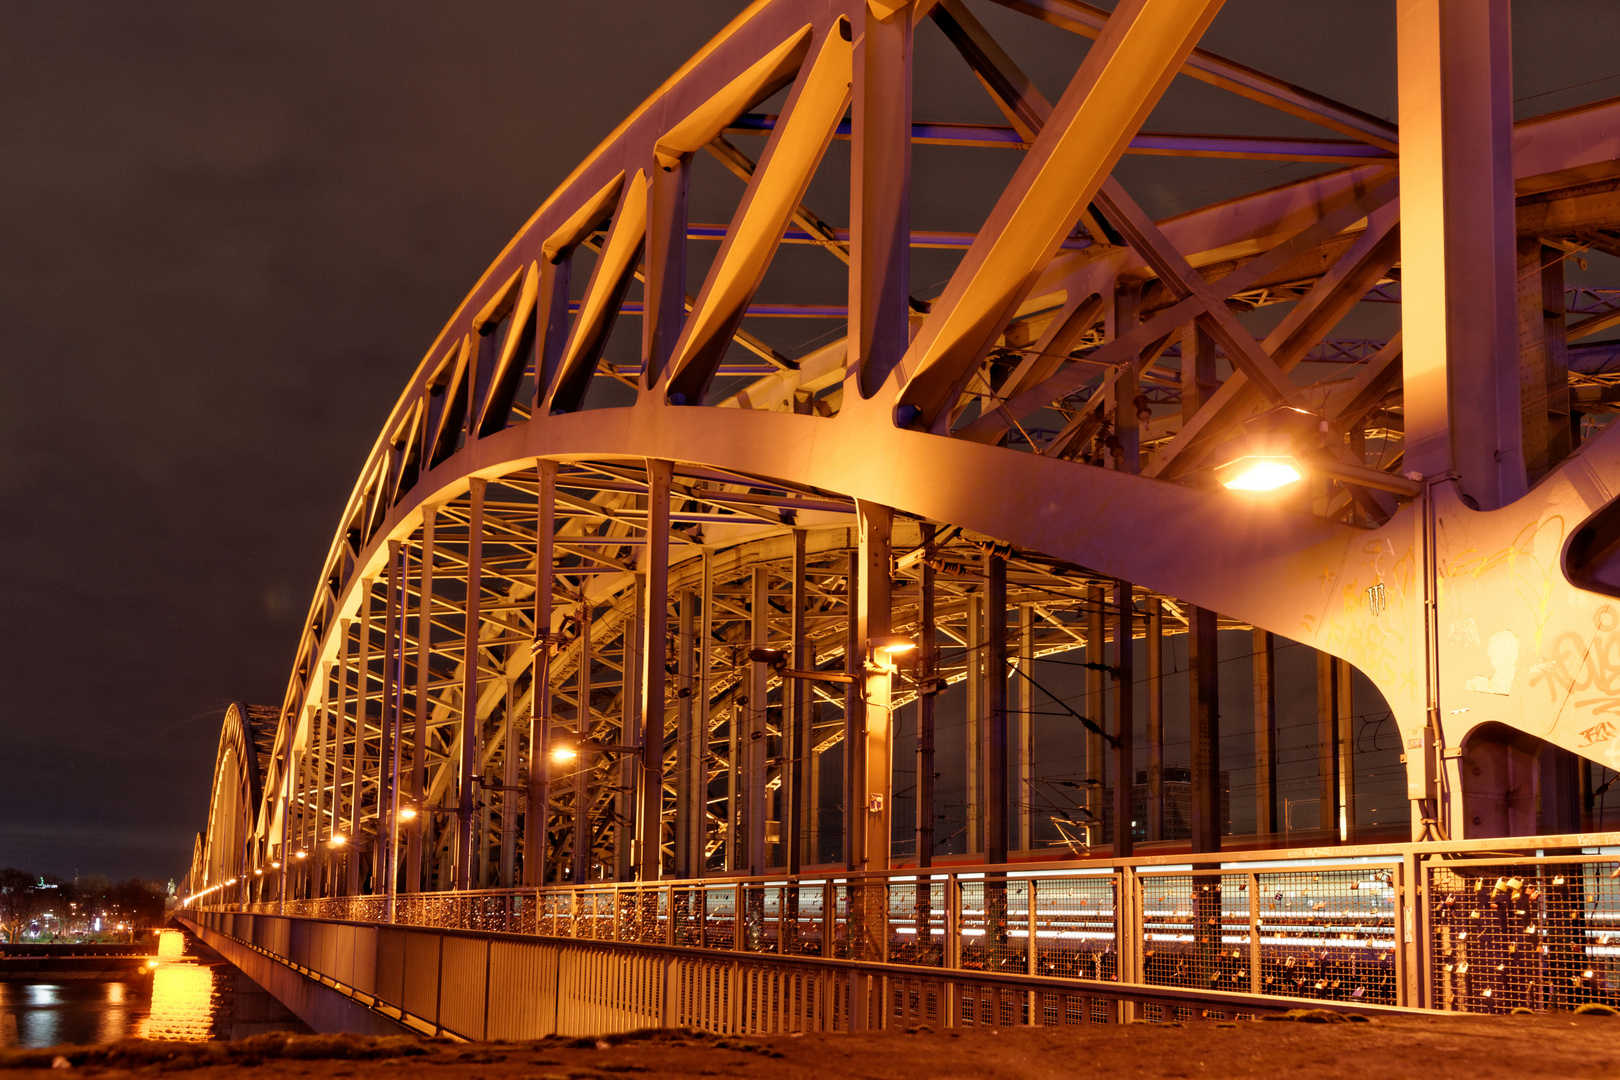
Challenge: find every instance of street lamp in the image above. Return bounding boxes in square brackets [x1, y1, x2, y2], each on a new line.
[868, 633, 917, 656]
[1214, 406, 1321, 492]
[1215, 432, 1304, 492]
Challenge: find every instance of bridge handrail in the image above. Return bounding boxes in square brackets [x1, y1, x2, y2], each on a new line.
[208, 831, 1620, 1014]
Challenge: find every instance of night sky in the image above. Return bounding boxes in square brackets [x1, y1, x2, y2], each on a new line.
[3, 2, 1618, 882]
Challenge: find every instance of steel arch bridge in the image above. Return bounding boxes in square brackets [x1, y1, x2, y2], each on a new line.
[189, 0, 1620, 909]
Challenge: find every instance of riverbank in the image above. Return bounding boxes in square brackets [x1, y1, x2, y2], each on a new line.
[0, 1011, 1617, 1078]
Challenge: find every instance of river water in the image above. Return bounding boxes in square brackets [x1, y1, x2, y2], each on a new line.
[0, 932, 224, 1048]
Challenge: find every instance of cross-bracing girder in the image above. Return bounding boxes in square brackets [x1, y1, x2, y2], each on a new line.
[192, 0, 1620, 907]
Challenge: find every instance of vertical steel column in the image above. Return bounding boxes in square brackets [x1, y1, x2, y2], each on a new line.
[410, 509, 435, 892]
[849, 0, 912, 398]
[334, 618, 351, 893]
[1180, 323, 1217, 419]
[984, 555, 1008, 866]
[726, 683, 740, 873]
[573, 598, 593, 884]
[1016, 604, 1033, 852]
[852, 502, 892, 966]
[1316, 651, 1344, 841]
[843, 548, 861, 870]
[747, 564, 769, 876]
[501, 678, 519, 886]
[385, 540, 406, 916]
[619, 577, 643, 881]
[1252, 628, 1277, 837]
[1085, 586, 1106, 840]
[294, 712, 310, 897]
[1398, 0, 1524, 508]
[965, 591, 983, 855]
[350, 582, 371, 895]
[675, 588, 695, 878]
[698, 550, 714, 873]
[1113, 581, 1134, 858]
[276, 731, 292, 910]
[639, 458, 672, 881]
[315, 665, 331, 894]
[1188, 604, 1221, 983]
[1145, 598, 1164, 843]
[915, 524, 936, 869]
[1188, 606, 1220, 854]
[374, 556, 395, 897]
[525, 462, 555, 887]
[856, 501, 893, 873]
[1337, 657, 1355, 842]
[787, 529, 808, 875]
[456, 479, 485, 890]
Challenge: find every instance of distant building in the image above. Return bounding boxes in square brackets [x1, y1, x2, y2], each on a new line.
[1098, 768, 1229, 843]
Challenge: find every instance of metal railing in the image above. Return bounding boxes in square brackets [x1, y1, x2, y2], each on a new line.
[213, 831, 1620, 1019]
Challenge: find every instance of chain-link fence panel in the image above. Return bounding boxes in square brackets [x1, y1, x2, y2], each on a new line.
[1033, 874, 1118, 981]
[959, 878, 1029, 973]
[1257, 867, 1397, 1004]
[1429, 859, 1620, 1013]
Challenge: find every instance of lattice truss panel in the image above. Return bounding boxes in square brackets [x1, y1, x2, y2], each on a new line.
[189, 0, 1620, 906]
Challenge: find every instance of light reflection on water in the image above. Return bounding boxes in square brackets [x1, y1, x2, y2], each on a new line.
[0, 935, 223, 1048]
[140, 964, 215, 1041]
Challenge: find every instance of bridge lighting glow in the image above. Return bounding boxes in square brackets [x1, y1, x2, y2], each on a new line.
[329, 834, 346, 846]
[870, 634, 916, 654]
[294, 850, 308, 859]
[398, 807, 418, 821]
[550, 744, 579, 764]
[1218, 456, 1303, 492]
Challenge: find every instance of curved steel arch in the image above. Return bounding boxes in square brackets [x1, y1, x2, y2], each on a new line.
[214, 0, 1620, 904]
[190, 703, 272, 899]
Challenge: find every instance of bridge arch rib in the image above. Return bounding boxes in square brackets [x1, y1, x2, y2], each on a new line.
[211, 0, 1620, 903]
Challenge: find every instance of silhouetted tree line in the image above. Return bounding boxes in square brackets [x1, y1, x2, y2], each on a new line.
[0, 867, 167, 942]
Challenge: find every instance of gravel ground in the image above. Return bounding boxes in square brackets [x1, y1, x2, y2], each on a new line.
[1, 1011, 1618, 1079]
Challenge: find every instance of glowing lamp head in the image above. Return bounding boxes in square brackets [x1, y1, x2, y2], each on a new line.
[1218, 456, 1302, 491]
[550, 744, 579, 764]
[1214, 432, 1304, 493]
[869, 633, 917, 655]
[294, 850, 308, 860]
[398, 807, 418, 821]
[329, 834, 347, 846]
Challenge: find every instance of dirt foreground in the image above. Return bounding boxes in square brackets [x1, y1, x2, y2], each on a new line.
[2, 1011, 1618, 1080]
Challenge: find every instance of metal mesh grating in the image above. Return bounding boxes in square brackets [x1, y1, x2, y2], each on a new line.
[887, 879, 946, 967]
[1140, 871, 1249, 992]
[704, 886, 736, 950]
[784, 884, 824, 956]
[671, 886, 703, 947]
[959, 878, 1029, 973]
[1429, 859, 1620, 1013]
[1258, 868, 1396, 1004]
[741, 885, 780, 952]
[1034, 875, 1118, 980]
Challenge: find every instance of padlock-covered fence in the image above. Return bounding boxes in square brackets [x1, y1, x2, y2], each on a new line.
[208, 832, 1620, 1019]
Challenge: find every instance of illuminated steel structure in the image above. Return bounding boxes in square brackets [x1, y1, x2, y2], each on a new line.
[193, 0, 1620, 925]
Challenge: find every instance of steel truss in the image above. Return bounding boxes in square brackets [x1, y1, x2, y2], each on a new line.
[189, 1, 1620, 973]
